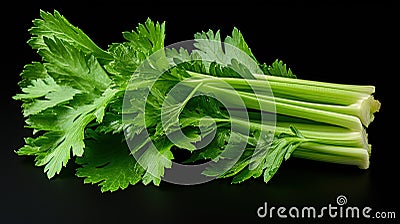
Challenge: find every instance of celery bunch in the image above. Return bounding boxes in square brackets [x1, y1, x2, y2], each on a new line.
[14, 10, 380, 192]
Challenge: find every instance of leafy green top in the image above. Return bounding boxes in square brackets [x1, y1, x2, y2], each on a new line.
[15, 10, 300, 191]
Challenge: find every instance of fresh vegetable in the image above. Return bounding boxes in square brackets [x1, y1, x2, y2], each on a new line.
[14, 10, 380, 192]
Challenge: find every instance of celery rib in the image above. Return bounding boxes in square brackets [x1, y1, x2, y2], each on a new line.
[254, 74, 376, 95]
[183, 71, 379, 170]
[293, 145, 370, 169]
[199, 84, 364, 131]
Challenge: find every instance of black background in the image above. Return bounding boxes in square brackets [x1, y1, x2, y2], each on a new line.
[1, 1, 397, 223]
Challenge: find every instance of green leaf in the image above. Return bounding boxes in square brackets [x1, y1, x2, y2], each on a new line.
[122, 18, 165, 55]
[28, 10, 112, 62]
[18, 62, 49, 88]
[99, 18, 168, 139]
[76, 132, 143, 192]
[262, 59, 296, 78]
[39, 37, 111, 94]
[13, 77, 80, 116]
[15, 28, 118, 178]
[219, 126, 305, 184]
[184, 128, 230, 163]
[224, 27, 258, 62]
[105, 18, 166, 86]
[17, 88, 118, 178]
[138, 136, 174, 186]
[193, 30, 228, 65]
[193, 28, 262, 75]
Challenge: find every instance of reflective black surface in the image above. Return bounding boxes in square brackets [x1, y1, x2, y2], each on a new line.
[2, 1, 397, 223]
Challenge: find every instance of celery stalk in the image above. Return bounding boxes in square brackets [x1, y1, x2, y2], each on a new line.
[182, 71, 380, 170]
